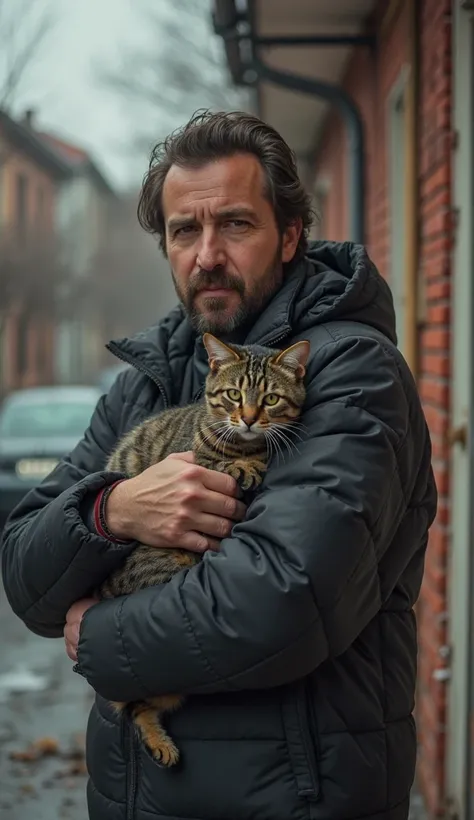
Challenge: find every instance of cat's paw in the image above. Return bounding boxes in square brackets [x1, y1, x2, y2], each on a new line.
[148, 738, 180, 768]
[225, 460, 265, 492]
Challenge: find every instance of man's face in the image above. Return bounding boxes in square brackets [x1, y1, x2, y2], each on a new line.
[162, 153, 301, 335]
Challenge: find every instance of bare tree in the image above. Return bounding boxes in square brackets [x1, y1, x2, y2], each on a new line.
[98, 0, 249, 156]
[0, 0, 56, 109]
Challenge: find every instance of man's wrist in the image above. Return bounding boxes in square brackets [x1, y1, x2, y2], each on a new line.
[93, 480, 135, 543]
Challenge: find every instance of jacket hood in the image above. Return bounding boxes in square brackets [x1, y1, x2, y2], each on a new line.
[293, 240, 397, 344]
[108, 240, 397, 382]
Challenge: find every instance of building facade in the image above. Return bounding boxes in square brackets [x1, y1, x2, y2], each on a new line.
[0, 110, 69, 396]
[214, 1, 472, 817]
[38, 131, 117, 384]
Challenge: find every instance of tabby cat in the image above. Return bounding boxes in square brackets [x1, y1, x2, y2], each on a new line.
[99, 333, 310, 767]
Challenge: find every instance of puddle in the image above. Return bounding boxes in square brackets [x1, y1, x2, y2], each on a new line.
[0, 666, 49, 701]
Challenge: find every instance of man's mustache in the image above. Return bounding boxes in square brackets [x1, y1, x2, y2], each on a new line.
[187, 269, 245, 298]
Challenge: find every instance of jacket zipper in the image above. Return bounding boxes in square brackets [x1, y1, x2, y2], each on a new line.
[122, 713, 138, 820]
[303, 678, 320, 812]
[257, 324, 292, 349]
[106, 342, 170, 409]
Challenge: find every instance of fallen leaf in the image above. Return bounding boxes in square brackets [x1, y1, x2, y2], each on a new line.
[35, 737, 59, 755]
[10, 735, 60, 762]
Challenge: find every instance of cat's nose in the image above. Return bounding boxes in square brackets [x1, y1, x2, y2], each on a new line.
[242, 407, 258, 428]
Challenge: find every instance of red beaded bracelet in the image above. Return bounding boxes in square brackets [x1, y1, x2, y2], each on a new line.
[93, 479, 131, 544]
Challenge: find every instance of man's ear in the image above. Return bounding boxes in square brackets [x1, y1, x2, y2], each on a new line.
[281, 218, 302, 264]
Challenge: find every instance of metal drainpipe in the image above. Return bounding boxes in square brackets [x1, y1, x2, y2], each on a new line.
[250, 55, 365, 245]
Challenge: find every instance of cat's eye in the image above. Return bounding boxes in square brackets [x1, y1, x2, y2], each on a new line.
[227, 389, 242, 402]
[264, 393, 279, 406]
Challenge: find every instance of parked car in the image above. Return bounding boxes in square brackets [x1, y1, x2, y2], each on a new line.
[0, 385, 102, 531]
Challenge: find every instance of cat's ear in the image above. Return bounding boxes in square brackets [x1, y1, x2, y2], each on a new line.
[273, 340, 310, 379]
[202, 333, 240, 372]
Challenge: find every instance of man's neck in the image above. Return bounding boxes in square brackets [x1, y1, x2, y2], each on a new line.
[220, 325, 250, 346]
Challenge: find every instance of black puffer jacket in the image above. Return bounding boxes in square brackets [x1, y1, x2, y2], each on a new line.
[2, 242, 437, 820]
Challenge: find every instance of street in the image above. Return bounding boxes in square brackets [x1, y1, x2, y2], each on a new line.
[0, 582, 92, 819]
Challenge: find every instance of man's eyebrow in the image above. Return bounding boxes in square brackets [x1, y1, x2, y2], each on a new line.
[167, 207, 258, 231]
[167, 216, 195, 232]
[215, 207, 257, 220]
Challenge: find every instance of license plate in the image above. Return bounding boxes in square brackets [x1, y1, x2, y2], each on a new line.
[15, 458, 59, 479]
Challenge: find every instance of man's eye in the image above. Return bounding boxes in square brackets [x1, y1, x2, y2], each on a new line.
[175, 225, 196, 237]
[224, 220, 250, 230]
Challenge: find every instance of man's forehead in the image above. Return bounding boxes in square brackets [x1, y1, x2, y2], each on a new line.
[163, 155, 266, 217]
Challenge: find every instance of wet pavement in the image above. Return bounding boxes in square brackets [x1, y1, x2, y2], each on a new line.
[0, 582, 93, 819]
[408, 791, 428, 820]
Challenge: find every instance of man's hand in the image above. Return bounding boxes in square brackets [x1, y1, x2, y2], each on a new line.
[64, 598, 98, 662]
[105, 452, 246, 553]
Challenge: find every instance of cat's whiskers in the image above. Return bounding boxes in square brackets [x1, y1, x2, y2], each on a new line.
[272, 421, 306, 444]
[200, 420, 237, 456]
[216, 426, 236, 456]
[280, 419, 306, 428]
[194, 418, 234, 456]
[201, 418, 229, 432]
[200, 420, 228, 436]
[196, 427, 227, 451]
[264, 429, 285, 465]
[271, 426, 301, 458]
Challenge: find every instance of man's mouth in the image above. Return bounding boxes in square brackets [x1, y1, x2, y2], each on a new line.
[198, 287, 234, 297]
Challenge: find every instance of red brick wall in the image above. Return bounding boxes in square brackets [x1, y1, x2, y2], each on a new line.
[313, 1, 452, 816]
[416, 1, 452, 814]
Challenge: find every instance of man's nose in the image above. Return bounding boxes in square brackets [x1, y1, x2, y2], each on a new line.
[196, 227, 226, 271]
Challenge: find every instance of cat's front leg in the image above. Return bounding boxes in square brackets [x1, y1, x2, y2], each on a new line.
[111, 696, 183, 767]
[217, 458, 266, 493]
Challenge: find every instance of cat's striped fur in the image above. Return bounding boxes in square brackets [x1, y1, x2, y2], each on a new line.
[99, 333, 310, 768]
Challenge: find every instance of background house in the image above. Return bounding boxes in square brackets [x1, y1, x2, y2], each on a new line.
[213, 1, 470, 817]
[0, 109, 70, 395]
[0, 104, 177, 398]
[37, 124, 118, 384]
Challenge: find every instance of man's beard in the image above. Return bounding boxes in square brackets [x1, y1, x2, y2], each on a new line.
[171, 248, 283, 338]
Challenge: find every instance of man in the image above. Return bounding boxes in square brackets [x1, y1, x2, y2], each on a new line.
[2, 110, 437, 820]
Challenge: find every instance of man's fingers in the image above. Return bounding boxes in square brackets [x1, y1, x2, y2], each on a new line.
[64, 637, 77, 662]
[179, 531, 209, 553]
[200, 490, 246, 522]
[200, 467, 240, 497]
[178, 532, 222, 554]
[167, 451, 195, 463]
[194, 512, 234, 539]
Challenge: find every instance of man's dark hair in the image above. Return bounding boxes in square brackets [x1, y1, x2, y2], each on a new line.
[137, 109, 314, 259]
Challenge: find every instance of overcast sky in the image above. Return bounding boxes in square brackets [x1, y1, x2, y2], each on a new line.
[3, 0, 251, 195]
[7, 0, 217, 191]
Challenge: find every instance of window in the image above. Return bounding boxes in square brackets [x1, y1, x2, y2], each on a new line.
[388, 71, 409, 355]
[36, 186, 45, 233]
[16, 312, 29, 377]
[16, 173, 28, 241]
